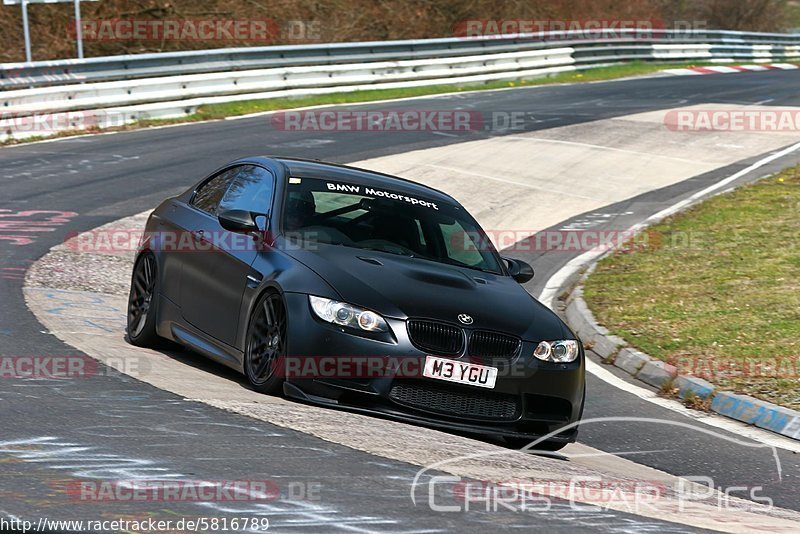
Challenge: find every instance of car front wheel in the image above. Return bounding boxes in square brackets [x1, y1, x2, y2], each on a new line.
[127, 251, 161, 347]
[243, 291, 287, 395]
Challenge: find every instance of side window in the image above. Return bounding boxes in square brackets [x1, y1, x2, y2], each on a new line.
[439, 220, 487, 267]
[219, 165, 275, 214]
[191, 168, 238, 214]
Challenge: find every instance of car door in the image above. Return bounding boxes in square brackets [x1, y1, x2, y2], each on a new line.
[180, 164, 276, 347]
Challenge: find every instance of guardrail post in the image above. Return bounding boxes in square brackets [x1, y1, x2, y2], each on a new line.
[73, 0, 84, 59]
[21, 0, 32, 63]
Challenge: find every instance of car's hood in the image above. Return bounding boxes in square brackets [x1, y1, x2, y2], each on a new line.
[283, 242, 569, 341]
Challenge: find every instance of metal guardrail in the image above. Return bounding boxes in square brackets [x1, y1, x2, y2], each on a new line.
[1, 29, 799, 141]
[2, 29, 799, 89]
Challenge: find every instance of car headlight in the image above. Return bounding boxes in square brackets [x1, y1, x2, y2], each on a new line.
[309, 296, 388, 332]
[533, 340, 580, 363]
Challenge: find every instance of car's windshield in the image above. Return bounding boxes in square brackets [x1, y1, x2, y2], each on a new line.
[282, 177, 503, 274]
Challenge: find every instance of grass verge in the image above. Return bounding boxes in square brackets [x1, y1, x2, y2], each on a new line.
[583, 165, 800, 410]
[2, 61, 725, 146]
[188, 61, 700, 121]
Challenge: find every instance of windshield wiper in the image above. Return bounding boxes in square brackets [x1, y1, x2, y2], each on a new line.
[439, 257, 500, 274]
[355, 245, 415, 258]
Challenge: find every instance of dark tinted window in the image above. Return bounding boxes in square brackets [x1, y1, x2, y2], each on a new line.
[192, 168, 237, 214]
[219, 165, 275, 214]
[283, 177, 502, 274]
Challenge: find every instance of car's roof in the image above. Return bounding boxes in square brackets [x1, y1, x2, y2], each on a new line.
[266, 156, 459, 206]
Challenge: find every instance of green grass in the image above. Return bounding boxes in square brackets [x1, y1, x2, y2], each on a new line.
[583, 166, 800, 409]
[1, 61, 729, 146]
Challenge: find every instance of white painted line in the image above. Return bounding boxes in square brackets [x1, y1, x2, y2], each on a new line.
[640, 140, 800, 224]
[539, 140, 800, 451]
[585, 359, 800, 453]
[540, 140, 800, 308]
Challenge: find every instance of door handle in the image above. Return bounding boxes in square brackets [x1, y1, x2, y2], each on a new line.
[191, 229, 210, 245]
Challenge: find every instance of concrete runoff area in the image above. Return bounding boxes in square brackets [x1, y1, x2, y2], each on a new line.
[352, 104, 800, 240]
[23, 102, 800, 532]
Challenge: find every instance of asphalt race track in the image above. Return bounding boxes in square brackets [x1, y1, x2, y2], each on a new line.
[2, 70, 800, 532]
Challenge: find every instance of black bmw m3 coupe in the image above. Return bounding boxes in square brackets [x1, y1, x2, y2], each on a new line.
[127, 157, 585, 449]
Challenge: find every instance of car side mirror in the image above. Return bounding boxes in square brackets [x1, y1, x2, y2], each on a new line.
[503, 257, 534, 284]
[218, 209, 262, 233]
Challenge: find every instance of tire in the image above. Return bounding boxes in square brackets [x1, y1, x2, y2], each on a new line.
[127, 251, 161, 347]
[243, 291, 287, 395]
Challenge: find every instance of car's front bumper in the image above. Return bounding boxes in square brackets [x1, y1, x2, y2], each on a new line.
[281, 292, 585, 442]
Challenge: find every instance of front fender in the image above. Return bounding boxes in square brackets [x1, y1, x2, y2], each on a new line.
[234, 249, 340, 352]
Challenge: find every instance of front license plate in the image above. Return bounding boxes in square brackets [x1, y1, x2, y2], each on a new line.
[422, 356, 498, 389]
